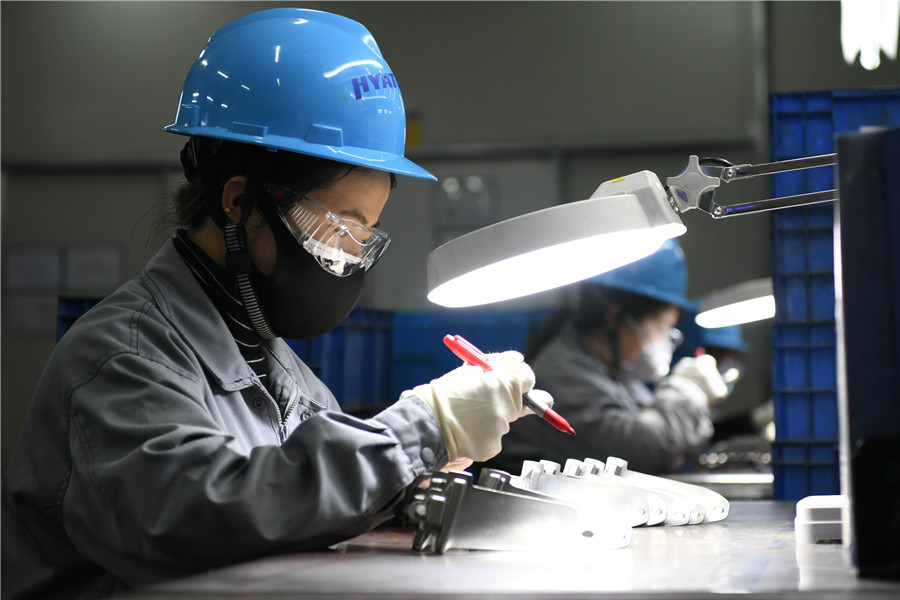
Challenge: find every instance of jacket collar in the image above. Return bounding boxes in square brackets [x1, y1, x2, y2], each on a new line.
[140, 239, 260, 391]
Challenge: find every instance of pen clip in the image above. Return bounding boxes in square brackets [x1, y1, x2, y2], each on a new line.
[443, 334, 492, 370]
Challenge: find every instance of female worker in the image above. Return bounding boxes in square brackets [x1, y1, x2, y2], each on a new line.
[491, 240, 728, 476]
[1, 9, 534, 599]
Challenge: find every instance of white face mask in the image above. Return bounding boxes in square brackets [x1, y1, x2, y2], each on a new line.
[626, 339, 674, 383]
[623, 316, 679, 383]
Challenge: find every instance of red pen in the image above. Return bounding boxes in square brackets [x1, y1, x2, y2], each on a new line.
[443, 334, 576, 436]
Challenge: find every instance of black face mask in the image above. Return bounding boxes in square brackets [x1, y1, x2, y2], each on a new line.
[249, 201, 365, 339]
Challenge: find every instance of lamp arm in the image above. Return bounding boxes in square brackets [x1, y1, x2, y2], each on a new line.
[705, 189, 838, 218]
[666, 153, 838, 219]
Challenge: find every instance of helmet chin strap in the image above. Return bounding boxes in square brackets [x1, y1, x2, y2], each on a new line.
[222, 172, 276, 340]
[606, 314, 626, 377]
[184, 137, 276, 339]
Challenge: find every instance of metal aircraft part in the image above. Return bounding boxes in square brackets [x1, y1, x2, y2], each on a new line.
[604, 457, 730, 523]
[406, 470, 632, 554]
[404, 457, 729, 554]
[489, 459, 661, 527]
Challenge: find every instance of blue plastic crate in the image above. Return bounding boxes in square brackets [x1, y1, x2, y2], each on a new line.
[57, 297, 102, 340]
[773, 272, 836, 325]
[391, 309, 551, 399]
[770, 88, 900, 181]
[773, 441, 840, 499]
[771, 88, 900, 235]
[58, 300, 395, 412]
[769, 88, 900, 500]
[285, 309, 393, 412]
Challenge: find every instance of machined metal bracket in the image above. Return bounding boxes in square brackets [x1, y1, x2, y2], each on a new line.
[603, 457, 730, 523]
[490, 456, 730, 527]
[480, 460, 662, 527]
[405, 470, 632, 554]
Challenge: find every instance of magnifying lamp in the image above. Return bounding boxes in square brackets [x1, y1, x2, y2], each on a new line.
[695, 277, 775, 328]
[427, 154, 837, 308]
[426, 172, 685, 307]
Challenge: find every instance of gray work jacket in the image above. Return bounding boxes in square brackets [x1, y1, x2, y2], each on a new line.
[495, 322, 712, 475]
[1, 239, 446, 599]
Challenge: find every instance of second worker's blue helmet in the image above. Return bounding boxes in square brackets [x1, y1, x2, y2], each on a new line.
[583, 239, 695, 311]
[700, 324, 749, 353]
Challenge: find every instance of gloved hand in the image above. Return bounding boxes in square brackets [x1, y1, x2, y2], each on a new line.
[658, 354, 729, 409]
[402, 351, 535, 462]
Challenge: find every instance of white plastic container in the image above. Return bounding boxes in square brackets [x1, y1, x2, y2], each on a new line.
[794, 495, 844, 545]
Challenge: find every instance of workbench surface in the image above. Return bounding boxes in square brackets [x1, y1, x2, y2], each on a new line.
[127, 501, 900, 599]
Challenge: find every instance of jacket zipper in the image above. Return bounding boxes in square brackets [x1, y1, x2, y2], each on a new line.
[254, 383, 299, 444]
[280, 388, 301, 441]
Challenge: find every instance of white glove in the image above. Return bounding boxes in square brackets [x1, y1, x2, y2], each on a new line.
[402, 351, 535, 462]
[658, 355, 729, 408]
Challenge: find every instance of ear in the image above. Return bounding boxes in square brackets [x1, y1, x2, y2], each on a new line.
[221, 176, 248, 224]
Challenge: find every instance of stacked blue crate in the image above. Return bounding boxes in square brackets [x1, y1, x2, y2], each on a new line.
[285, 309, 394, 413]
[57, 297, 102, 340]
[391, 309, 551, 400]
[769, 88, 900, 500]
[57, 299, 547, 416]
[58, 299, 395, 413]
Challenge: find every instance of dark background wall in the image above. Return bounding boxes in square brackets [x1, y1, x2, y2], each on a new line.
[2, 1, 897, 472]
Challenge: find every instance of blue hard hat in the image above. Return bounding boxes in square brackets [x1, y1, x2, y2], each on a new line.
[584, 239, 695, 310]
[164, 8, 435, 181]
[700, 324, 749, 353]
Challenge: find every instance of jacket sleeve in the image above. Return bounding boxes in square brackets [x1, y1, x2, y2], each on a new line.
[61, 348, 446, 588]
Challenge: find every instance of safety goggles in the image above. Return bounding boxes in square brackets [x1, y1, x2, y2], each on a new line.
[627, 315, 684, 350]
[265, 185, 391, 277]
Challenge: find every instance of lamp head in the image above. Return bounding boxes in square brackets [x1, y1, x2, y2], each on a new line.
[426, 172, 686, 308]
